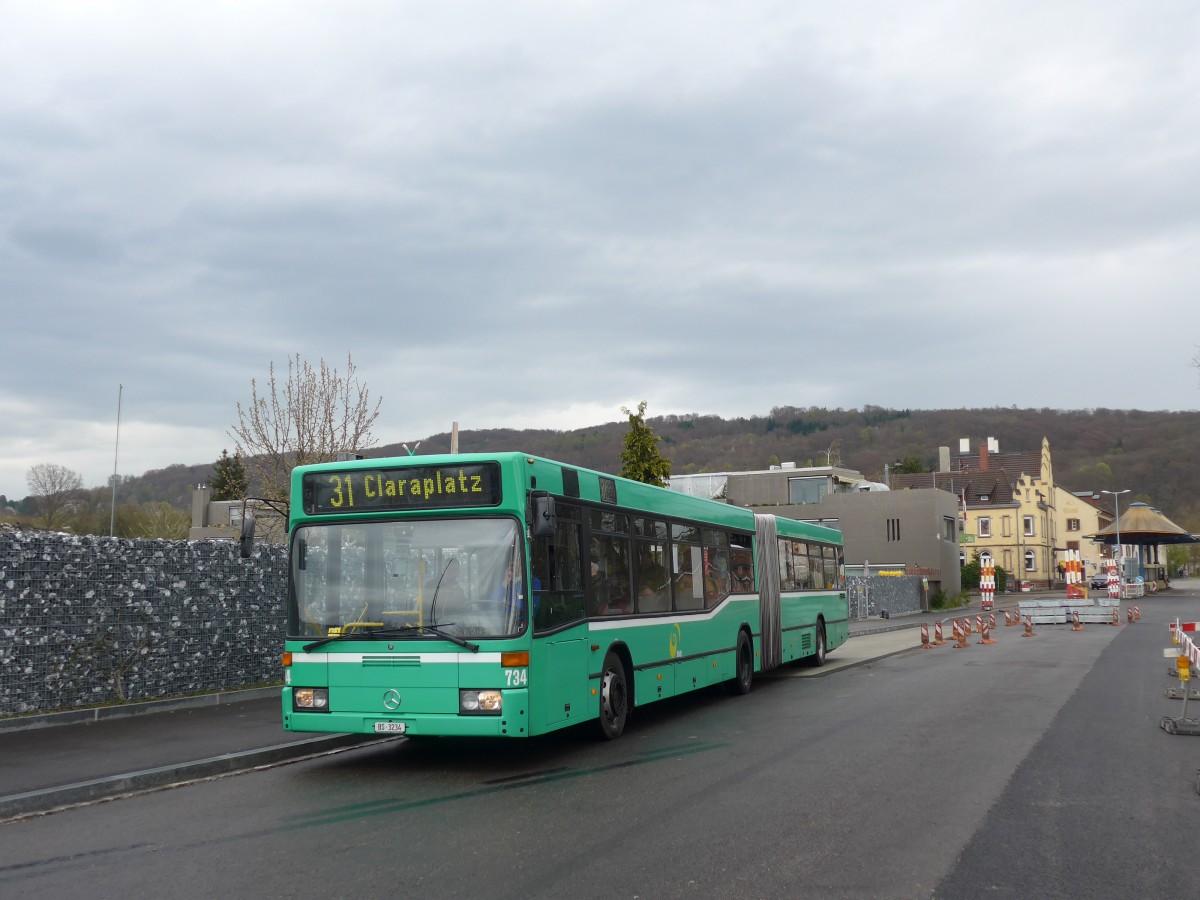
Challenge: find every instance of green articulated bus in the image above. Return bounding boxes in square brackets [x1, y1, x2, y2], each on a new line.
[281, 452, 848, 740]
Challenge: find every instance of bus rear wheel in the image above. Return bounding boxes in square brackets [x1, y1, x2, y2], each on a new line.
[597, 652, 629, 740]
[727, 630, 753, 695]
[806, 622, 827, 667]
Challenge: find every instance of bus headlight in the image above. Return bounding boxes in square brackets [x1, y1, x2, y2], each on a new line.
[459, 690, 503, 715]
[293, 688, 329, 711]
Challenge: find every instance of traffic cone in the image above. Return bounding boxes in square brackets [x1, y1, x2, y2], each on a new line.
[1072, 610, 1084, 632]
[963, 616, 973, 635]
[988, 613, 997, 631]
[953, 620, 969, 648]
[1127, 607, 1134, 624]
[980, 621, 997, 645]
[920, 624, 932, 649]
[1111, 608, 1121, 627]
[933, 621, 944, 645]
[1022, 616, 1036, 637]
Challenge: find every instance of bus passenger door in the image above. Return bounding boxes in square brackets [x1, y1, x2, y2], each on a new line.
[537, 632, 588, 728]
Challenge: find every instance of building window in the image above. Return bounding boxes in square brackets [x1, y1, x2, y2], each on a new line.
[787, 476, 827, 505]
[978, 517, 991, 538]
[886, 518, 901, 542]
[1066, 518, 1080, 532]
[943, 517, 956, 541]
[1025, 550, 1036, 572]
[1001, 516, 1012, 538]
[1023, 516, 1035, 537]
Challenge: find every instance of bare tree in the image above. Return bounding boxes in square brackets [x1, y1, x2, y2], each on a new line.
[26, 463, 84, 529]
[818, 440, 842, 467]
[230, 353, 382, 502]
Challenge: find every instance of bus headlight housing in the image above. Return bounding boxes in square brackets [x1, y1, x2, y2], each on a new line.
[459, 689, 503, 715]
[293, 688, 329, 711]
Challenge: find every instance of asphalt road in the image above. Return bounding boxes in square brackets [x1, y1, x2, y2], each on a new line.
[2, 590, 1198, 899]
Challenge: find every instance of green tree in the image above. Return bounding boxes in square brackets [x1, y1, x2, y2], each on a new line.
[131, 501, 190, 540]
[210, 449, 248, 501]
[619, 401, 671, 487]
[961, 555, 981, 591]
[894, 456, 925, 474]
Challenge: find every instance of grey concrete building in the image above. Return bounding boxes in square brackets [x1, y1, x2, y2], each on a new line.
[671, 465, 962, 601]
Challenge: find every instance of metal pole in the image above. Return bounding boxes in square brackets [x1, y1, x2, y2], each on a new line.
[1102, 489, 1130, 583]
[1115, 494, 1121, 579]
[109, 384, 123, 537]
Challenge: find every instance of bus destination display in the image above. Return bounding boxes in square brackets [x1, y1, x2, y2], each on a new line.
[303, 463, 501, 514]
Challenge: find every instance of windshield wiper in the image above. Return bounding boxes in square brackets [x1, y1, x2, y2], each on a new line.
[389, 623, 479, 653]
[302, 623, 479, 654]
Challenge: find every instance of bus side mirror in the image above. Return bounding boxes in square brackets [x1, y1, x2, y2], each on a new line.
[239, 512, 257, 559]
[530, 491, 556, 539]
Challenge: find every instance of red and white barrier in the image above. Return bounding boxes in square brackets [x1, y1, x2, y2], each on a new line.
[1172, 618, 1200, 670]
[980, 561, 995, 610]
[1065, 549, 1084, 599]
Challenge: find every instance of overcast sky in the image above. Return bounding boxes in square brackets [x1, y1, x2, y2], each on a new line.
[3, 1, 1199, 500]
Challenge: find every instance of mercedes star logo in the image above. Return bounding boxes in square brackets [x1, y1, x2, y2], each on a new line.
[383, 689, 402, 710]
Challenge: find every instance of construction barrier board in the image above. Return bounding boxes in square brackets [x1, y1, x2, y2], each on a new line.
[1027, 612, 1068, 624]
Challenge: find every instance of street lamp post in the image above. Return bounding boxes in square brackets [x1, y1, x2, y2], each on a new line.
[1101, 489, 1131, 581]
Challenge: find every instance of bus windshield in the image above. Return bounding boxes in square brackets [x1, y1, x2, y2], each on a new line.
[289, 517, 526, 640]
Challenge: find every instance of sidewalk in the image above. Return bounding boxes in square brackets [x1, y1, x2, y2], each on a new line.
[0, 692, 375, 820]
[0, 585, 1163, 821]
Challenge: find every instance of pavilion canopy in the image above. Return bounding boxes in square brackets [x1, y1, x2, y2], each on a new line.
[1087, 502, 1199, 545]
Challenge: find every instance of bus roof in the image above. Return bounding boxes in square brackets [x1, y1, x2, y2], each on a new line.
[292, 451, 842, 544]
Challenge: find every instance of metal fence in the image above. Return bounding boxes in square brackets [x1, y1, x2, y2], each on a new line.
[0, 529, 286, 716]
[847, 575, 925, 620]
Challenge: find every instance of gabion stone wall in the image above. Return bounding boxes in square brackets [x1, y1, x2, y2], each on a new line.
[847, 575, 925, 619]
[0, 530, 287, 716]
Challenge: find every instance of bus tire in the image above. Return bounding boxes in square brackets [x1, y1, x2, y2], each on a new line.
[597, 651, 630, 740]
[727, 629, 754, 695]
[806, 622, 827, 667]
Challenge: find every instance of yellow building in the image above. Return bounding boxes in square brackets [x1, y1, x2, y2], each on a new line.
[891, 437, 1112, 590]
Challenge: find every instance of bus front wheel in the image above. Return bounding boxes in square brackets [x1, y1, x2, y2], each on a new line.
[597, 652, 630, 740]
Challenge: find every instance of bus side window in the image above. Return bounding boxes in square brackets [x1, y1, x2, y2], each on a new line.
[589, 533, 632, 616]
[533, 519, 586, 630]
[731, 546, 754, 593]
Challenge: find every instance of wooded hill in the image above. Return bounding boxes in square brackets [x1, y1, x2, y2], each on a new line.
[123, 406, 1200, 531]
